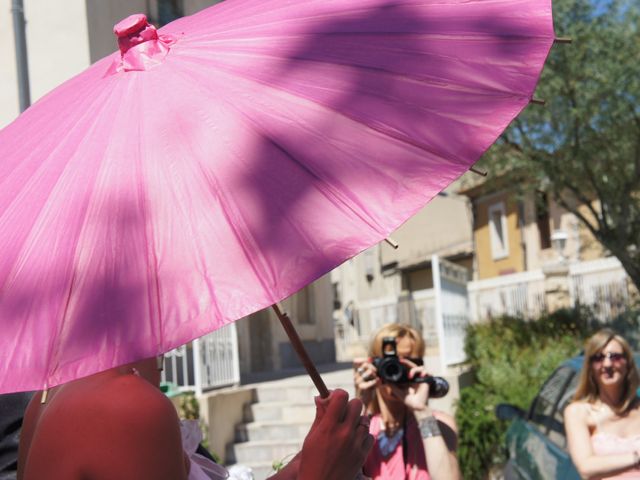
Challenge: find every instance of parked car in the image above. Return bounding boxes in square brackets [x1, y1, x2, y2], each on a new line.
[496, 354, 640, 480]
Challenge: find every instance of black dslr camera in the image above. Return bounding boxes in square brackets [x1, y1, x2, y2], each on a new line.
[372, 337, 449, 398]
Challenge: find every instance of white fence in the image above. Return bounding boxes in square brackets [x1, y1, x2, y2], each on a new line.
[569, 257, 629, 321]
[468, 270, 547, 322]
[412, 289, 438, 351]
[468, 257, 630, 323]
[162, 322, 240, 395]
[433, 256, 470, 367]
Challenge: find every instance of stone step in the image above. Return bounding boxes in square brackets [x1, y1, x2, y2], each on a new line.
[236, 420, 311, 442]
[226, 367, 362, 477]
[243, 402, 316, 423]
[253, 382, 355, 403]
[229, 439, 303, 465]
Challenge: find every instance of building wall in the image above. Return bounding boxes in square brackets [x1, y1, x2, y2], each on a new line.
[474, 192, 524, 279]
[236, 275, 337, 374]
[276, 275, 336, 369]
[573, 202, 606, 261]
[332, 187, 474, 361]
[355, 244, 402, 302]
[184, 0, 225, 16]
[85, 0, 148, 62]
[84, 0, 224, 62]
[380, 192, 473, 269]
[1, 1, 225, 129]
[470, 186, 608, 280]
[406, 267, 433, 291]
[343, 189, 472, 305]
[1, 0, 91, 128]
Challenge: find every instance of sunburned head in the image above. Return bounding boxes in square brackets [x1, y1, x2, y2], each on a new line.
[574, 329, 639, 414]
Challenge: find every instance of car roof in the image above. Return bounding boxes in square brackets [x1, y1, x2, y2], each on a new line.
[562, 353, 640, 372]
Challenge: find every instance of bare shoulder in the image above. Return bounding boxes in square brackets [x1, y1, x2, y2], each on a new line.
[564, 400, 589, 420]
[91, 374, 180, 432]
[20, 374, 186, 480]
[48, 373, 182, 451]
[74, 374, 187, 479]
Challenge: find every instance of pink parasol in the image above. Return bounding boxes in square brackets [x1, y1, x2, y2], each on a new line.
[0, 0, 555, 394]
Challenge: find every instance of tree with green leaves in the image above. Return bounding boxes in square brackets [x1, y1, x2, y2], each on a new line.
[482, 0, 640, 290]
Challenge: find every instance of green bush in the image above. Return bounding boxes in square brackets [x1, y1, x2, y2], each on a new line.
[455, 308, 598, 480]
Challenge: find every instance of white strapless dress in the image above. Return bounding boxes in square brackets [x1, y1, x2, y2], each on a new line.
[180, 419, 230, 480]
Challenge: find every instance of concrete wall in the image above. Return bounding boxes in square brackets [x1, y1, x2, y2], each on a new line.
[473, 189, 607, 279]
[333, 185, 472, 312]
[0, 0, 227, 129]
[380, 192, 473, 269]
[560, 200, 606, 262]
[184, 0, 224, 16]
[1, 0, 91, 128]
[83, 0, 225, 63]
[236, 275, 337, 375]
[200, 386, 256, 464]
[276, 274, 336, 369]
[355, 244, 403, 302]
[85, 0, 147, 62]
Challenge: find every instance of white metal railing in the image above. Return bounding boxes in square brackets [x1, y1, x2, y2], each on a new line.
[162, 322, 240, 395]
[162, 343, 194, 392]
[569, 257, 629, 322]
[467, 270, 547, 322]
[412, 289, 437, 350]
[432, 256, 470, 367]
[198, 322, 240, 391]
[467, 258, 630, 323]
[356, 296, 399, 341]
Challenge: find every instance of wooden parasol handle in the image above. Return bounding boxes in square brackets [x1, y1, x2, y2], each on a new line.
[272, 304, 330, 398]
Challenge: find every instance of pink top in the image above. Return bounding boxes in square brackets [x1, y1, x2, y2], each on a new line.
[363, 414, 430, 480]
[591, 433, 640, 479]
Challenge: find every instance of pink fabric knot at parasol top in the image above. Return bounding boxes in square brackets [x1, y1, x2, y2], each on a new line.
[113, 14, 175, 72]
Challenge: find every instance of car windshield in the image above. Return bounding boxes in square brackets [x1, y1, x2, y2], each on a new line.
[530, 366, 576, 447]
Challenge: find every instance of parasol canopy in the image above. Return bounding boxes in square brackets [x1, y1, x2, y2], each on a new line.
[0, 0, 555, 393]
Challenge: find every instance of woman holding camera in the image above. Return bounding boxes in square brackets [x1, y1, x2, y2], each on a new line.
[354, 323, 461, 480]
[565, 329, 640, 479]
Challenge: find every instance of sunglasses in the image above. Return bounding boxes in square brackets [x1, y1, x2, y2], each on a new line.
[590, 352, 626, 364]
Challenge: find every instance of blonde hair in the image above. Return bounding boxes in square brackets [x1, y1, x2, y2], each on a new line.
[368, 323, 425, 358]
[364, 323, 425, 415]
[574, 329, 639, 415]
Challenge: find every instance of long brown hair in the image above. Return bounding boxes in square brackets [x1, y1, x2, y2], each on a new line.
[364, 323, 425, 415]
[573, 329, 639, 415]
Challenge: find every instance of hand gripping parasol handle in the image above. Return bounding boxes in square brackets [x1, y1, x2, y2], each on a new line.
[272, 304, 330, 398]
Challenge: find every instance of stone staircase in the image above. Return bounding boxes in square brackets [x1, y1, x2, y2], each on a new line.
[226, 369, 356, 480]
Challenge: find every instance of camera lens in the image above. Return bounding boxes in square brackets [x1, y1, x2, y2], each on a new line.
[425, 376, 449, 398]
[380, 359, 403, 382]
